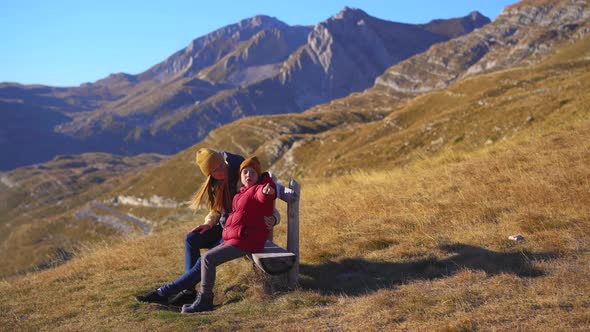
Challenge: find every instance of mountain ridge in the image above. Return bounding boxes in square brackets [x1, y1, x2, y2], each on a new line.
[0, 9, 488, 170]
[375, 0, 590, 94]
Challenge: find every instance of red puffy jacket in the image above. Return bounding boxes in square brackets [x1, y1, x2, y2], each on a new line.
[222, 173, 276, 252]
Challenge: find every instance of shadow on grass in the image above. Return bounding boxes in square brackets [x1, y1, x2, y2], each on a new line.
[300, 243, 558, 296]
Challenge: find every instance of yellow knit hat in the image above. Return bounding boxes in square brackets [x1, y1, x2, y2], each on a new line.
[196, 148, 224, 176]
[239, 156, 262, 176]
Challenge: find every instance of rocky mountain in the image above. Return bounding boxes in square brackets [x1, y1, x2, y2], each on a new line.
[0, 9, 488, 170]
[115, 8, 488, 153]
[375, 0, 590, 94]
[0, 15, 309, 170]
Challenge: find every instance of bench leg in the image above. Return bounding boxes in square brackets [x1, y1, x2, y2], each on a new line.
[252, 268, 291, 295]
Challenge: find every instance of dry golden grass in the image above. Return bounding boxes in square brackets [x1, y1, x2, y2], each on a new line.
[2, 24, 589, 332]
[0, 153, 167, 277]
[2, 113, 589, 331]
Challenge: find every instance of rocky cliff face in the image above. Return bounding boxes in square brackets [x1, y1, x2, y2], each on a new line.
[277, 7, 481, 110]
[198, 26, 310, 86]
[375, 0, 590, 94]
[139, 15, 295, 82]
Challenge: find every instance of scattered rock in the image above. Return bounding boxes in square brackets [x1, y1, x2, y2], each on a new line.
[508, 234, 525, 241]
[114, 195, 179, 208]
[0, 174, 16, 188]
[431, 137, 444, 145]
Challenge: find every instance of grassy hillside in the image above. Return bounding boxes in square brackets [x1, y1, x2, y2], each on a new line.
[0, 153, 167, 277]
[1, 114, 588, 330]
[254, 33, 590, 178]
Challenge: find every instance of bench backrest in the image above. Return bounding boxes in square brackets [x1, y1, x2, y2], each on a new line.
[275, 178, 300, 286]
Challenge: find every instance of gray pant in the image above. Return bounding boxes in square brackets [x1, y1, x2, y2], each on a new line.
[200, 244, 248, 296]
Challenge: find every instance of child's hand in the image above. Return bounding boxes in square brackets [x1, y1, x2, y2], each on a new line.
[262, 183, 275, 196]
[264, 216, 276, 229]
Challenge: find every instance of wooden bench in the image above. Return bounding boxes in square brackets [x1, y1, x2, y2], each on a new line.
[249, 178, 300, 287]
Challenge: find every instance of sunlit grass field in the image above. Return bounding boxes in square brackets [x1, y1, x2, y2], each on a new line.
[1, 113, 588, 331]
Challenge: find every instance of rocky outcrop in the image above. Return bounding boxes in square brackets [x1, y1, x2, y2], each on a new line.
[75, 203, 153, 235]
[139, 15, 296, 82]
[375, 0, 590, 94]
[0, 173, 15, 188]
[198, 26, 310, 86]
[112, 195, 180, 208]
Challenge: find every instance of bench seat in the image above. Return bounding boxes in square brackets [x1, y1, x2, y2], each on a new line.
[250, 240, 296, 275]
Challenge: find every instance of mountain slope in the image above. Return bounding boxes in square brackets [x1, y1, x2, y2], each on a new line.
[110, 39, 590, 206]
[51, 16, 309, 154]
[0, 82, 132, 170]
[198, 26, 311, 85]
[421, 11, 491, 38]
[1, 110, 588, 331]
[375, 0, 590, 94]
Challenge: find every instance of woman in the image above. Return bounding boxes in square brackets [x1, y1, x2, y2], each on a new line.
[136, 149, 278, 306]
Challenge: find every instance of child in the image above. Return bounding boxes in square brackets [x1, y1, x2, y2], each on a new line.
[182, 156, 276, 313]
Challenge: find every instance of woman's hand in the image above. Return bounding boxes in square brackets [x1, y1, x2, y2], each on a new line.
[190, 224, 211, 234]
[262, 183, 275, 196]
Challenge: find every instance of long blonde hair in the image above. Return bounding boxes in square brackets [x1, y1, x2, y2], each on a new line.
[189, 175, 231, 213]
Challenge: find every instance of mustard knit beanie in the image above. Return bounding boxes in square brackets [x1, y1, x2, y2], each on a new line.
[196, 148, 224, 176]
[239, 156, 262, 176]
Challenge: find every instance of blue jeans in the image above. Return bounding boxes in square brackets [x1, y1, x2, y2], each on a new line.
[159, 224, 223, 296]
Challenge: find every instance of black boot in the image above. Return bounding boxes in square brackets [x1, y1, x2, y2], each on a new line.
[168, 289, 197, 306]
[181, 292, 214, 313]
[135, 289, 168, 305]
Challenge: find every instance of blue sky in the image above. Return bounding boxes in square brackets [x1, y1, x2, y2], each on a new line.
[0, 0, 517, 87]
